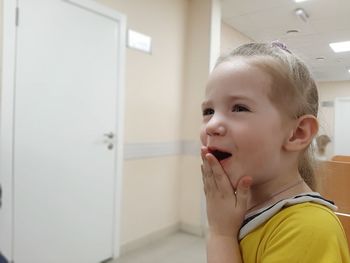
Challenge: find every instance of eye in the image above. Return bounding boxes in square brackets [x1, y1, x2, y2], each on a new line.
[232, 104, 250, 112]
[202, 108, 214, 116]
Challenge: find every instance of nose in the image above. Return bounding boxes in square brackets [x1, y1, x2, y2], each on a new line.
[205, 115, 227, 136]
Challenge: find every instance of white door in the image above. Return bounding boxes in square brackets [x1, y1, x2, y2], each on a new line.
[13, 1, 124, 262]
[334, 97, 350, 155]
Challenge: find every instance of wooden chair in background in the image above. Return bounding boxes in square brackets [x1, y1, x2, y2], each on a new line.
[316, 160, 350, 249]
[331, 155, 350, 162]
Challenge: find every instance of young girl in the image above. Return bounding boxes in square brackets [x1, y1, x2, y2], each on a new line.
[200, 42, 350, 263]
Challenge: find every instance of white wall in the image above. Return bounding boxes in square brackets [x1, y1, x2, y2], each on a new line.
[317, 81, 350, 158]
[0, 0, 3, 91]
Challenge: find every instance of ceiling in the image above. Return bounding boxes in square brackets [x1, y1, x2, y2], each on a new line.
[221, 0, 350, 82]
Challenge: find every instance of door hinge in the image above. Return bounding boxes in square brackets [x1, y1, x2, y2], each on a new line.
[15, 7, 19, 26]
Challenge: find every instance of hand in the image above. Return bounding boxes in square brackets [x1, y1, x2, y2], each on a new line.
[201, 146, 252, 237]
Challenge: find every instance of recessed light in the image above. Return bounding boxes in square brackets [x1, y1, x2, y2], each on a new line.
[329, 41, 350, 53]
[316, 57, 325, 61]
[295, 0, 310, 2]
[348, 69, 350, 73]
[295, 8, 309, 22]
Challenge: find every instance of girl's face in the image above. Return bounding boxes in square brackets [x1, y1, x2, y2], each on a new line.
[200, 58, 292, 188]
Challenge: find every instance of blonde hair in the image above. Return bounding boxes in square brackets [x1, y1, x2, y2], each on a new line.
[217, 42, 319, 190]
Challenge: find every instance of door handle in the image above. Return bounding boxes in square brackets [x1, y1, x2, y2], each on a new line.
[103, 132, 114, 139]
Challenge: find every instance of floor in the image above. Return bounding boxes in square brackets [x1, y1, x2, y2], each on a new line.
[112, 232, 206, 263]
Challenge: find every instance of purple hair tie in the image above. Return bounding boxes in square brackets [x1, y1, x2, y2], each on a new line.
[271, 40, 292, 54]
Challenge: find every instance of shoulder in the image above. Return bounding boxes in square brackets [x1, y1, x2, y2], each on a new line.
[260, 202, 350, 262]
[267, 202, 342, 237]
[274, 202, 338, 223]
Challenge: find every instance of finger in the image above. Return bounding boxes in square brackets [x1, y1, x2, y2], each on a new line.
[235, 176, 252, 210]
[201, 165, 210, 195]
[200, 147, 208, 181]
[206, 153, 233, 195]
[201, 165, 206, 192]
[200, 146, 208, 161]
[202, 154, 218, 192]
[200, 147, 210, 182]
[201, 157, 213, 194]
[202, 152, 212, 177]
[201, 164, 205, 184]
[201, 147, 212, 177]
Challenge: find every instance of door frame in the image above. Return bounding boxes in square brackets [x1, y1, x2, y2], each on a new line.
[0, 0, 126, 260]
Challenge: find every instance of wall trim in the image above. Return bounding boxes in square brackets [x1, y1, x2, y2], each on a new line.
[120, 223, 180, 255]
[124, 140, 200, 160]
[120, 222, 205, 256]
[179, 222, 205, 237]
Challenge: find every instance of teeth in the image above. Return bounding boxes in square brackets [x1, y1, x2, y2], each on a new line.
[212, 150, 232, 161]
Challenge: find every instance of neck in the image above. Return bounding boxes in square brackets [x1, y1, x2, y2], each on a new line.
[247, 176, 311, 213]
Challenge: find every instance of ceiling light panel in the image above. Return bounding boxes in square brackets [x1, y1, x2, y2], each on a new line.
[329, 41, 350, 53]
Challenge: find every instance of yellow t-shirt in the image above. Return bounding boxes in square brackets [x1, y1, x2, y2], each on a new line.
[240, 202, 350, 263]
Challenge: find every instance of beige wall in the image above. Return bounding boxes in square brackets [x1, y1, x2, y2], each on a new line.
[221, 22, 252, 55]
[178, 0, 209, 231]
[113, 6, 254, 246]
[317, 81, 350, 158]
[99, 0, 187, 143]
[96, 0, 189, 248]
[122, 157, 180, 244]
[179, 0, 224, 235]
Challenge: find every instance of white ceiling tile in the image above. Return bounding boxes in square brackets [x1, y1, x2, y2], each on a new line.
[311, 16, 350, 33]
[221, 0, 350, 81]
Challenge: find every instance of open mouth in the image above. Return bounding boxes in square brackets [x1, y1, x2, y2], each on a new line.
[210, 149, 232, 161]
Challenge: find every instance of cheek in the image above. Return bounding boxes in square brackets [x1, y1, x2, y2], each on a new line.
[241, 130, 283, 166]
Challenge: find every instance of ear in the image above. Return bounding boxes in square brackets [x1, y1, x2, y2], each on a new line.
[283, 115, 319, 152]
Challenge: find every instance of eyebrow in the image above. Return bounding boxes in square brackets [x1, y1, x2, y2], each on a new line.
[201, 95, 256, 108]
[228, 95, 256, 104]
